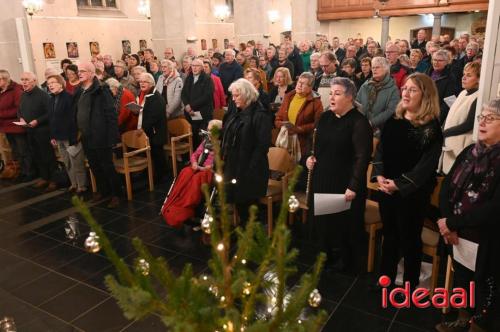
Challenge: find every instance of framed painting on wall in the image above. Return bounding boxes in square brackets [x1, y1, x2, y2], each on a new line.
[212, 39, 218, 49]
[201, 39, 207, 51]
[139, 39, 147, 50]
[122, 40, 131, 54]
[43, 42, 56, 59]
[66, 42, 79, 58]
[224, 38, 229, 49]
[89, 41, 100, 56]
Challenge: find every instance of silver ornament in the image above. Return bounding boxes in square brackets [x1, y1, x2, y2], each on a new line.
[308, 288, 322, 307]
[64, 216, 80, 240]
[201, 213, 213, 234]
[288, 195, 300, 213]
[242, 282, 251, 296]
[84, 232, 101, 253]
[137, 258, 150, 276]
[0, 317, 16, 332]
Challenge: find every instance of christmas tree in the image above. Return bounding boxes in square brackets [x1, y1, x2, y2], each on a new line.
[73, 130, 327, 332]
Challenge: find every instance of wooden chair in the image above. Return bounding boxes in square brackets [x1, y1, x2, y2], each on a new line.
[259, 147, 293, 236]
[84, 159, 97, 193]
[442, 255, 454, 314]
[114, 130, 154, 200]
[287, 191, 309, 225]
[0, 133, 13, 163]
[364, 162, 383, 272]
[421, 176, 444, 295]
[164, 118, 193, 177]
[213, 108, 225, 121]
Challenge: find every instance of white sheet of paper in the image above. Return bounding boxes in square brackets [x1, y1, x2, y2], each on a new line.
[453, 238, 478, 272]
[191, 111, 203, 121]
[444, 95, 457, 108]
[12, 121, 29, 127]
[314, 193, 351, 216]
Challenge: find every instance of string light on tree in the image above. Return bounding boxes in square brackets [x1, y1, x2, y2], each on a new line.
[288, 195, 299, 212]
[137, 258, 150, 276]
[308, 289, 322, 307]
[201, 213, 213, 234]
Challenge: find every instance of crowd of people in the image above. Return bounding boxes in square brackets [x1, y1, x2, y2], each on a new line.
[0, 29, 498, 331]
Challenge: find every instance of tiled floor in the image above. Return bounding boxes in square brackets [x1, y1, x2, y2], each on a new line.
[0, 176, 447, 331]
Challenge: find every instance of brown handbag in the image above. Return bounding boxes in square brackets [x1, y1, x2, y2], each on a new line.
[0, 160, 20, 179]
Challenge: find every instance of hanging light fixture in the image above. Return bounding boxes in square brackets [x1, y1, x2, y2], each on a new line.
[138, 0, 151, 19]
[22, 0, 43, 17]
[267, 10, 280, 24]
[214, 4, 230, 22]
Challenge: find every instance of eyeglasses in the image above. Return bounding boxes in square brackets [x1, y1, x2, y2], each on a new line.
[320, 63, 332, 68]
[78, 70, 88, 74]
[477, 114, 500, 124]
[401, 87, 420, 94]
[432, 59, 447, 62]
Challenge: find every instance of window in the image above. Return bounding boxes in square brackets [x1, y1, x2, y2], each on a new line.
[77, 0, 117, 8]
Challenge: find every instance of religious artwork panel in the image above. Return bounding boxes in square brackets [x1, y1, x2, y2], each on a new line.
[43, 42, 56, 59]
[139, 39, 147, 50]
[89, 41, 100, 56]
[122, 40, 131, 54]
[66, 42, 79, 58]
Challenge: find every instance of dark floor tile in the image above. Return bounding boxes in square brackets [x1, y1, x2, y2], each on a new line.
[98, 199, 148, 216]
[126, 204, 163, 221]
[395, 305, 443, 331]
[341, 273, 398, 319]
[322, 304, 391, 332]
[317, 271, 357, 303]
[151, 229, 211, 260]
[0, 187, 40, 201]
[39, 284, 109, 322]
[55, 251, 113, 283]
[79, 206, 123, 225]
[0, 207, 50, 225]
[101, 215, 151, 237]
[72, 297, 131, 330]
[82, 265, 118, 292]
[132, 190, 168, 205]
[32, 217, 91, 243]
[0, 231, 40, 251]
[0, 289, 81, 331]
[0, 259, 50, 290]
[0, 249, 21, 267]
[11, 271, 77, 306]
[31, 242, 86, 270]
[388, 322, 428, 332]
[29, 198, 74, 214]
[166, 253, 207, 276]
[2, 233, 63, 259]
[122, 221, 171, 244]
[122, 315, 165, 331]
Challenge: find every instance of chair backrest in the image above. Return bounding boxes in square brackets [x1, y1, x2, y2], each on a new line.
[268, 147, 293, 173]
[430, 176, 444, 207]
[168, 118, 192, 137]
[121, 130, 150, 150]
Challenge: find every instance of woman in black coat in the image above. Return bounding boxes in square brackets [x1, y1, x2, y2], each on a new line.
[306, 77, 373, 273]
[137, 72, 168, 183]
[435, 99, 500, 332]
[372, 73, 443, 288]
[222, 78, 272, 224]
[181, 58, 214, 148]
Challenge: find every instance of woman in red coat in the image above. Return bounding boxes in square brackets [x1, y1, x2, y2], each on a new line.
[161, 119, 222, 227]
[105, 77, 137, 133]
[0, 69, 30, 180]
[203, 60, 226, 111]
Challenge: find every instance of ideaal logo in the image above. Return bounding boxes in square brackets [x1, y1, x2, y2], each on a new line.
[379, 276, 475, 309]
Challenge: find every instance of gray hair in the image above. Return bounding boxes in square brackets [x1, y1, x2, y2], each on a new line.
[483, 98, 500, 115]
[466, 42, 479, 52]
[160, 59, 175, 69]
[105, 77, 121, 90]
[139, 72, 155, 86]
[131, 66, 147, 74]
[224, 49, 236, 57]
[331, 77, 357, 99]
[298, 72, 315, 87]
[0, 69, 11, 82]
[228, 78, 259, 104]
[433, 49, 451, 63]
[310, 52, 321, 60]
[371, 56, 390, 71]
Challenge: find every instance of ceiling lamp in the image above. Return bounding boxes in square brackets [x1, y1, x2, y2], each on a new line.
[22, 0, 43, 17]
[138, 0, 151, 19]
[267, 10, 280, 24]
[214, 4, 230, 22]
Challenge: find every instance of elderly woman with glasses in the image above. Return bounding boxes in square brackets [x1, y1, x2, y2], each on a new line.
[426, 49, 460, 124]
[137, 72, 168, 183]
[356, 56, 400, 138]
[435, 99, 500, 332]
[306, 77, 373, 273]
[372, 73, 443, 291]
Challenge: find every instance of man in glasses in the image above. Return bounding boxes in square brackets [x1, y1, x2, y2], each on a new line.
[385, 42, 411, 91]
[75, 62, 121, 208]
[314, 52, 343, 110]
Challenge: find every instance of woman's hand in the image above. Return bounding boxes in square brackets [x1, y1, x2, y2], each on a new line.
[376, 175, 387, 187]
[437, 218, 451, 236]
[50, 139, 57, 147]
[379, 178, 398, 194]
[443, 231, 459, 245]
[191, 162, 198, 170]
[345, 188, 356, 201]
[306, 156, 316, 170]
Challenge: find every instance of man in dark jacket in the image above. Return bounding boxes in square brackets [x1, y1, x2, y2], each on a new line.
[75, 62, 121, 207]
[270, 48, 295, 81]
[411, 29, 428, 54]
[181, 59, 215, 148]
[219, 49, 243, 95]
[18, 72, 58, 190]
[286, 42, 304, 80]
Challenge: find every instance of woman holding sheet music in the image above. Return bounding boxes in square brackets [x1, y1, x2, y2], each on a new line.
[435, 99, 500, 332]
[306, 77, 372, 274]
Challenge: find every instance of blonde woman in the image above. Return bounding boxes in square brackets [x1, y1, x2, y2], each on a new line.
[268, 67, 293, 107]
[372, 73, 443, 289]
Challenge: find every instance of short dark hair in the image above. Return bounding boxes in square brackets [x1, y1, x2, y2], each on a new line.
[65, 64, 79, 75]
[60, 58, 72, 68]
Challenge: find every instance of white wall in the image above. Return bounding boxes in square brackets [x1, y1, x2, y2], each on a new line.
[25, 0, 151, 82]
[0, 1, 28, 81]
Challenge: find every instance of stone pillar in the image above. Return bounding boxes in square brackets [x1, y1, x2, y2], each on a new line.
[291, 0, 320, 43]
[381, 16, 390, 48]
[432, 13, 443, 37]
[150, 0, 197, 60]
[233, 0, 267, 43]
